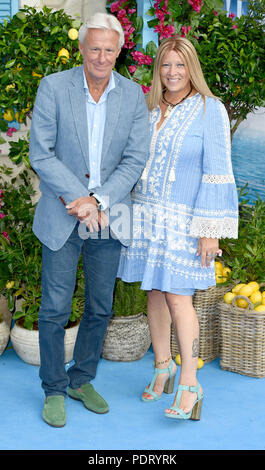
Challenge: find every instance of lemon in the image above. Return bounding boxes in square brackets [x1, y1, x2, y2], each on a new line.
[249, 290, 262, 304]
[175, 353, 204, 369]
[223, 266, 231, 275]
[215, 261, 223, 270]
[58, 48, 69, 64]
[175, 354, 181, 365]
[197, 358, 204, 369]
[3, 109, 13, 121]
[254, 305, 265, 312]
[32, 71, 42, 78]
[68, 28, 78, 40]
[247, 281, 260, 293]
[15, 112, 24, 123]
[236, 298, 249, 309]
[22, 102, 31, 114]
[5, 281, 15, 289]
[5, 83, 15, 92]
[215, 261, 223, 274]
[216, 274, 226, 284]
[222, 267, 231, 281]
[232, 283, 246, 294]
[238, 284, 255, 297]
[223, 292, 236, 304]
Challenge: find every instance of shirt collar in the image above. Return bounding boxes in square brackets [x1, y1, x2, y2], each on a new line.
[83, 70, 115, 104]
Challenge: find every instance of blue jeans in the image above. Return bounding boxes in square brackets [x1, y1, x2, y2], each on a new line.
[38, 223, 121, 397]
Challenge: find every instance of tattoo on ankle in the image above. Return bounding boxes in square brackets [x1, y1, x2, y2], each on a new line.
[192, 338, 199, 357]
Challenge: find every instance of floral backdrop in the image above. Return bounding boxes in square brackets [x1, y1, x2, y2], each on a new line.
[0, 0, 264, 325]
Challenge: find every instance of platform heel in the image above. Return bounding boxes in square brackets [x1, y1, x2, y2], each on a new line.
[165, 382, 203, 420]
[190, 396, 203, 420]
[142, 359, 176, 402]
[163, 372, 176, 394]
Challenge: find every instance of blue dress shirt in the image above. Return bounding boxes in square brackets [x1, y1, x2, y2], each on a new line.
[83, 70, 115, 209]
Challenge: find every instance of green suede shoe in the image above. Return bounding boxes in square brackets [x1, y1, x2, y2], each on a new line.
[42, 395, 66, 427]
[68, 383, 109, 414]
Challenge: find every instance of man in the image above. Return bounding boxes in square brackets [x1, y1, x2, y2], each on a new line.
[29, 12, 149, 427]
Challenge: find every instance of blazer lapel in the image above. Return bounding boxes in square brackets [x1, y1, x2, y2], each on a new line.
[101, 73, 122, 167]
[69, 66, 89, 170]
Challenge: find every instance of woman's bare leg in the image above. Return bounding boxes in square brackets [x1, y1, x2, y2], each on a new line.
[142, 289, 177, 400]
[164, 293, 203, 414]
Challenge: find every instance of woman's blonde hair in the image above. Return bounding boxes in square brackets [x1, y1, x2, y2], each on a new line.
[146, 36, 217, 110]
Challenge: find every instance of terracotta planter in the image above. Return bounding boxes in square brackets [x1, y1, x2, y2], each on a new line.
[10, 321, 80, 366]
[102, 313, 151, 362]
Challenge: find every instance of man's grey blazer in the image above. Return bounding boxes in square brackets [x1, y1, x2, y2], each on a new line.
[29, 65, 150, 250]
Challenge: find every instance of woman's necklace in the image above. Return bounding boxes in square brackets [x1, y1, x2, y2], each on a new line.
[162, 85, 193, 118]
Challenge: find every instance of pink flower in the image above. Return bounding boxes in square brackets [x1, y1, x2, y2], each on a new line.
[141, 85, 152, 94]
[156, 10, 165, 22]
[6, 127, 17, 137]
[188, 0, 203, 13]
[0, 212, 5, 219]
[2, 231, 10, 241]
[117, 8, 127, 19]
[232, 24, 238, 29]
[110, 0, 125, 12]
[229, 12, 236, 18]
[181, 25, 192, 37]
[213, 10, 218, 16]
[128, 65, 137, 74]
[124, 41, 136, 49]
[131, 51, 153, 66]
[155, 23, 175, 40]
[0, 190, 3, 198]
[110, 2, 120, 13]
[128, 8, 136, 14]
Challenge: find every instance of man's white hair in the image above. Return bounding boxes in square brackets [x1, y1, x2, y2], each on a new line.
[79, 12, 124, 48]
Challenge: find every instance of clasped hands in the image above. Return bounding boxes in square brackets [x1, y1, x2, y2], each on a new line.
[197, 237, 222, 268]
[66, 196, 109, 232]
[65, 201, 221, 264]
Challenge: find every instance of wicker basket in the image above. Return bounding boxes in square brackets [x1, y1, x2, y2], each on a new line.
[170, 284, 232, 363]
[102, 312, 151, 362]
[219, 295, 265, 378]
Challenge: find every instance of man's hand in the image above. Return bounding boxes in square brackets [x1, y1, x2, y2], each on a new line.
[66, 196, 109, 232]
[83, 210, 109, 233]
[66, 196, 97, 220]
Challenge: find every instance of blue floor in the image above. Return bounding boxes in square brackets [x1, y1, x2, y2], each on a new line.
[1, 343, 265, 452]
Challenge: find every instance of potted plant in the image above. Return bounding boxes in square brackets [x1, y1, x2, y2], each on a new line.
[0, 166, 83, 365]
[101, 279, 151, 362]
[218, 189, 265, 377]
[10, 281, 83, 366]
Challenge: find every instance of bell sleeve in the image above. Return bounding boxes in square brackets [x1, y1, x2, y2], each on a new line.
[189, 97, 238, 239]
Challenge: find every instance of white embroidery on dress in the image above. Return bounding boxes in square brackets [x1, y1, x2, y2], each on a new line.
[202, 174, 235, 184]
[189, 216, 238, 239]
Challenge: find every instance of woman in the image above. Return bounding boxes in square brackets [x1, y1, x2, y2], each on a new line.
[117, 37, 238, 420]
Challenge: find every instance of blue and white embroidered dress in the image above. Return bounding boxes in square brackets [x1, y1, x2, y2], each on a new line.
[117, 94, 238, 293]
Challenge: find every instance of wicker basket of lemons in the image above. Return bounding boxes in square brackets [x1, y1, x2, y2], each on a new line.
[170, 260, 233, 363]
[218, 281, 265, 377]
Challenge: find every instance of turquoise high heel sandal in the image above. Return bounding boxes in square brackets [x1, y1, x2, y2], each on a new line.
[142, 359, 176, 402]
[165, 382, 203, 420]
